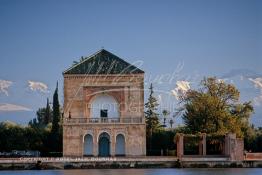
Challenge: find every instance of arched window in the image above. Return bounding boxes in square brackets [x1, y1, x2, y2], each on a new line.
[83, 134, 93, 156]
[116, 134, 125, 156]
[90, 95, 119, 118]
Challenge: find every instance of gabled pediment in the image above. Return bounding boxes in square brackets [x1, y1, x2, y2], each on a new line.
[63, 49, 144, 75]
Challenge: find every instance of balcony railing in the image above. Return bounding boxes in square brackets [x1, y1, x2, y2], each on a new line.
[64, 117, 144, 124]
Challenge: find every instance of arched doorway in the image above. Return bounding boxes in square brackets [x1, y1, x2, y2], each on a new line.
[115, 134, 125, 156]
[83, 134, 93, 156]
[98, 132, 110, 157]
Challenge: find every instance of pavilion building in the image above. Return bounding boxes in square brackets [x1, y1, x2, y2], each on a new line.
[62, 49, 146, 157]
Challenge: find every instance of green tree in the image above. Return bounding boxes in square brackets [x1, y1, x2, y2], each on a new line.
[50, 81, 62, 152]
[44, 98, 52, 125]
[177, 77, 253, 137]
[29, 98, 52, 128]
[145, 83, 160, 151]
[0, 121, 53, 155]
[51, 82, 60, 135]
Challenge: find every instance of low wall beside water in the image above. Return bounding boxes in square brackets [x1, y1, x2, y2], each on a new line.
[245, 153, 262, 160]
[0, 157, 262, 170]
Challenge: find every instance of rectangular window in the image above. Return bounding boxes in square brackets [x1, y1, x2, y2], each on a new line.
[101, 109, 108, 118]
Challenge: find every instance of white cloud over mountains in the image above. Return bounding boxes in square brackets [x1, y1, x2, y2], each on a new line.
[0, 80, 47, 113]
[0, 79, 13, 96]
[0, 103, 31, 112]
[171, 80, 191, 100]
[249, 78, 262, 89]
[248, 77, 262, 106]
[28, 80, 49, 93]
[1, 79, 49, 95]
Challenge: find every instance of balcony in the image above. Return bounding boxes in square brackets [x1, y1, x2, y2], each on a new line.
[63, 117, 144, 124]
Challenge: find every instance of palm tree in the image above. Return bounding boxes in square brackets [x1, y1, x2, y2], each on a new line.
[72, 56, 86, 66]
[162, 109, 170, 127]
[79, 56, 85, 62]
[169, 119, 174, 128]
[72, 61, 78, 66]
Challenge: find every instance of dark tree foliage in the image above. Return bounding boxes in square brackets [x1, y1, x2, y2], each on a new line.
[149, 130, 176, 155]
[145, 83, 161, 132]
[244, 126, 262, 152]
[29, 98, 52, 128]
[44, 98, 51, 124]
[0, 83, 62, 156]
[50, 82, 62, 152]
[0, 121, 48, 153]
[51, 82, 60, 135]
[145, 83, 161, 151]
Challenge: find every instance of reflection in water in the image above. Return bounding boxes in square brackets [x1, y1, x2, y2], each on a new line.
[0, 169, 261, 175]
[63, 169, 148, 175]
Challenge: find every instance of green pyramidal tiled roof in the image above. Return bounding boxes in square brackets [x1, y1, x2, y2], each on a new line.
[63, 49, 144, 75]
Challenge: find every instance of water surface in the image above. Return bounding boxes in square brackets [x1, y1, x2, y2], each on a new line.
[0, 169, 261, 175]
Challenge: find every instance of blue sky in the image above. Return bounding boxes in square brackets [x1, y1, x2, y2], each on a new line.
[0, 0, 261, 125]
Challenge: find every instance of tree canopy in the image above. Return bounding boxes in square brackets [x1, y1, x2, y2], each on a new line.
[177, 77, 253, 137]
[29, 98, 52, 128]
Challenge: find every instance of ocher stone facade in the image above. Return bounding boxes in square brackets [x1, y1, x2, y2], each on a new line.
[63, 74, 146, 157]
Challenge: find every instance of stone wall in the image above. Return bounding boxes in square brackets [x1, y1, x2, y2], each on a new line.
[63, 73, 146, 157]
[63, 124, 146, 157]
[63, 74, 144, 118]
[245, 153, 262, 160]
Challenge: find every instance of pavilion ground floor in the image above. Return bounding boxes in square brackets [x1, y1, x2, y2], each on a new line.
[63, 123, 146, 157]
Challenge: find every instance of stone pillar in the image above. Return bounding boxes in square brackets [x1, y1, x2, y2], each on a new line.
[80, 134, 83, 157]
[224, 133, 235, 158]
[111, 132, 115, 157]
[224, 133, 244, 161]
[202, 133, 206, 156]
[175, 133, 184, 159]
[199, 138, 203, 155]
[93, 130, 98, 156]
[235, 138, 244, 161]
[224, 134, 229, 156]
[123, 86, 129, 116]
[198, 134, 206, 156]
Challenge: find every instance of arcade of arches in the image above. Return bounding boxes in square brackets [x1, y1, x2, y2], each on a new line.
[83, 132, 125, 157]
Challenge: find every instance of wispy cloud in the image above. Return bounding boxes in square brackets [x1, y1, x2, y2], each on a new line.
[253, 95, 262, 106]
[0, 79, 13, 96]
[221, 69, 262, 79]
[249, 77, 262, 89]
[28, 80, 49, 93]
[248, 77, 262, 106]
[158, 94, 162, 104]
[171, 80, 191, 100]
[0, 103, 32, 112]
